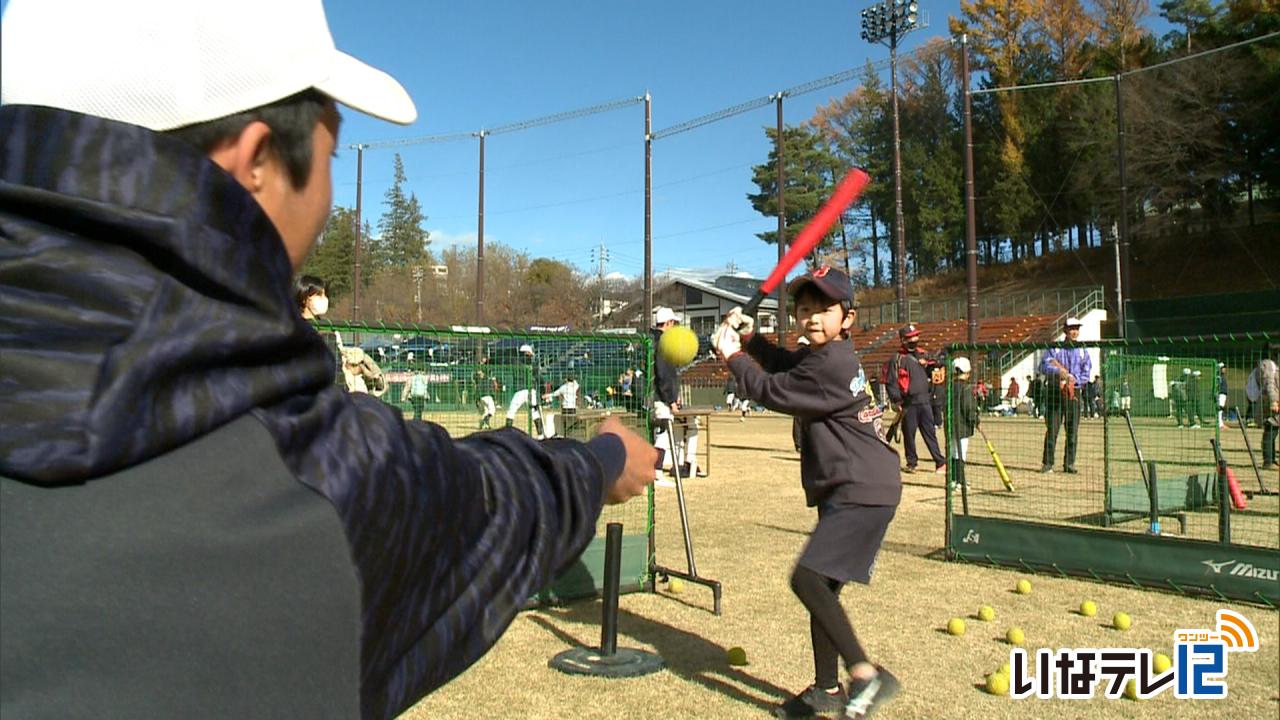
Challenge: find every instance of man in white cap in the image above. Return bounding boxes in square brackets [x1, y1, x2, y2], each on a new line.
[504, 343, 549, 437]
[651, 306, 701, 481]
[0, 2, 658, 717]
[1038, 317, 1091, 473]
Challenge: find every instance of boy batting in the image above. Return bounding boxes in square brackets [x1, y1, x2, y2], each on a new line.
[714, 266, 902, 720]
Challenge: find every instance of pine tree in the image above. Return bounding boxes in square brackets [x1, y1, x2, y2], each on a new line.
[375, 153, 431, 271]
[300, 206, 363, 307]
[810, 61, 894, 285]
[747, 125, 846, 254]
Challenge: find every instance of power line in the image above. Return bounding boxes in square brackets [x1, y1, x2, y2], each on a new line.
[652, 217, 765, 240]
[487, 96, 645, 136]
[972, 30, 1279, 96]
[651, 55, 899, 140]
[347, 95, 645, 150]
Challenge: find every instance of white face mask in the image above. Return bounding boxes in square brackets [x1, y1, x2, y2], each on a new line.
[308, 296, 329, 317]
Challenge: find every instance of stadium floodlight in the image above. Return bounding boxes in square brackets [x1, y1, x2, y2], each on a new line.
[859, 0, 927, 323]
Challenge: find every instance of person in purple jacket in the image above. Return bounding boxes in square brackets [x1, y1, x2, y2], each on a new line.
[0, 2, 658, 718]
[713, 266, 902, 720]
[1038, 317, 1092, 474]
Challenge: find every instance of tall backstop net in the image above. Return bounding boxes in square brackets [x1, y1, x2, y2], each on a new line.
[944, 335, 1278, 606]
[316, 321, 654, 603]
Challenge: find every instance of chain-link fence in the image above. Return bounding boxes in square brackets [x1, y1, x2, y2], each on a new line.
[944, 335, 1278, 606]
[315, 321, 654, 601]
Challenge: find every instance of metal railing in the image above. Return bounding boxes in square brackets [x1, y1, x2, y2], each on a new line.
[860, 286, 1105, 326]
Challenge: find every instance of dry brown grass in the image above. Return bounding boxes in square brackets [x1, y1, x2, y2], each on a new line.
[403, 413, 1279, 719]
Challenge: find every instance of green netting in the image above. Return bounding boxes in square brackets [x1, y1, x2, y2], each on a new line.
[944, 335, 1278, 603]
[314, 322, 654, 600]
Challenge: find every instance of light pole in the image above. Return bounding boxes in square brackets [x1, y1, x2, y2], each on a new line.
[861, 0, 922, 325]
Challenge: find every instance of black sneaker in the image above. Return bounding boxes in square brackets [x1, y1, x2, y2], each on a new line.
[842, 667, 901, 719]
[775, 684, 847, 718]
[1038, 464, 1054, 474]
[1063, 465, 1079, 474]
[903, 465, 917, 474]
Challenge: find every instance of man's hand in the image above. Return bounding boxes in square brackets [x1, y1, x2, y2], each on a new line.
[598, 415, 659, 504]
[725, 306, 755, 337]
[712, 322, 742, 359]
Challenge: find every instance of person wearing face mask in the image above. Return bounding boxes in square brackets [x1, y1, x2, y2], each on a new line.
[883, 324, 946, 474]
[296, 274, 344, 388]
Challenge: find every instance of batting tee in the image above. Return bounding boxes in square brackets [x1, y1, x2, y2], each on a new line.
[943, 335, 1278, 607]
[316, 321, 655, 604]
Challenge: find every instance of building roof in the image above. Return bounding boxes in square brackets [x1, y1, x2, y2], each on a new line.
[670, 275, 779, 310]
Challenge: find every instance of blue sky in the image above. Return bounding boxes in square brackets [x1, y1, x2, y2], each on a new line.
[323, 0, 967, 282]
[0, 0, 1173, 282]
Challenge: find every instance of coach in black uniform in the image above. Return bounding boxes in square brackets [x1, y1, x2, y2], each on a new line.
[884, 325, 946, 473]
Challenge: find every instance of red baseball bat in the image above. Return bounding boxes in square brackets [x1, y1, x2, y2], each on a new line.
[741, 167, 871, 317]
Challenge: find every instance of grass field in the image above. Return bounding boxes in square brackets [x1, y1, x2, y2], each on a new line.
[403, 413, 1278, 719]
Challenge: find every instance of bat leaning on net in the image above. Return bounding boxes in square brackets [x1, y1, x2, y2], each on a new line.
[974, 424, 1016, 492]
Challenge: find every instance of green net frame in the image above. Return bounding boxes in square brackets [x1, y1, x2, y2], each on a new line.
[315, 320, 655, 602]
[943, 334, 1278, 606]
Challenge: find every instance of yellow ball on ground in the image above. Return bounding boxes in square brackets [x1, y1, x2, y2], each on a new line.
[1113, 612, 1132, 631]
[1006, 627, 1025, 646]
[726, 646, 748, 666]
[668, 578, 685, 594]
[947, 617, 967, 636]
[999, 662, 1011, 677]
[985, 672, 1010, 695]
[1015, 579, 1033, 595]
[1124, 679, 1140, 700]
[657, 325, 699, 366]
[978, 605, 996, 621]
[1153, 653, 1172, 674]
[1080, 600, 1097, 617]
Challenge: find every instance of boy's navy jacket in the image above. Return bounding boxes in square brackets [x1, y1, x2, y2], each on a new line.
[951, 378, 980, 439]
[651, 327, 680, 405]
[0, 105, 625, 720]
[728, 334, 901, 508]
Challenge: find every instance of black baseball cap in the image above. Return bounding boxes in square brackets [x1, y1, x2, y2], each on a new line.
[787, 266, 853, 304]
[899, 323, 921, 340]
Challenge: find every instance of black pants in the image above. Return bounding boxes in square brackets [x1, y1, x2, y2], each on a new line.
[791, 565, 867, 689]
[409, 397, 427, 421]
[1263, 423, 1277, 466]
[901, 403, 944, 467]
[1042, 395, 1082, 468]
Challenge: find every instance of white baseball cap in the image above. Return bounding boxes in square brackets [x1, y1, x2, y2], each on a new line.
[653, 307, 678, 326]
[952, 357, 971, 374]
[1064, 317, 1083, 328]
[1, 0, 417, 130]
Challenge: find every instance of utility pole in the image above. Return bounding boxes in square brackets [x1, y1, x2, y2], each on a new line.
[644, 92, 653, 332]
[476, 130, 486, 326]
[958, 33, 979, 344]
[353, 144, 364, 321]
[1114, 76, 1129, 338]
[775, 93, 788, 337]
